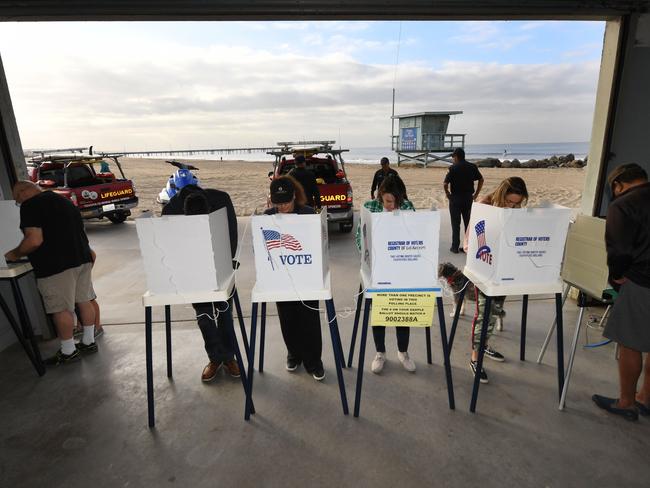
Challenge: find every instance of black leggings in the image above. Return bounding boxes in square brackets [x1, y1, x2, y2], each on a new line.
[372, 326, 410, 353]
[276, 300, 323, 372]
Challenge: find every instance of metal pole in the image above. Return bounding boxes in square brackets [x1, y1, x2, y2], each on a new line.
[537, 285, 569, 364]
[559, 306, 585, 410]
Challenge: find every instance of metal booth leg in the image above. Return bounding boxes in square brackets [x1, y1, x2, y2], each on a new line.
[436, 297, 455, 410]
[0, 281, 45, 376]
[145, 306, 155, 428]
[325, 299, 349, 415]
[258, 303, 266, 373]
[470, 296, 492, 413]
[425, 326, 433, 365]
[559, 305, 585, 410]
[233, 289, 251, 362]
[447, 282, 467, 353]
[165, 305, 172, 378]
[520, 295, 529, 361]
[228, 309, 254, 415]
[245, 303, 258, 421]
[537, 285, 569, 364]
[555, 292, 566, 400]
[353, 298, 372, 417]
[347, 283, 363, 367]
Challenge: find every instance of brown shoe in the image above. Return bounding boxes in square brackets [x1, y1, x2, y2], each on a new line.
[224, 359, 241, 378]
[201, 361, 222, 382]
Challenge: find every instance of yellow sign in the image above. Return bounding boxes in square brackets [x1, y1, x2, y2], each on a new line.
[370, 292, 436, 327]
[100, 188, 133, 199]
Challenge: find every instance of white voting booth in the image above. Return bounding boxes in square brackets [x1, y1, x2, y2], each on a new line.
[463, 203, 571, 296]
[359, 208, 441, 290]
[251, 211, 330, 302]
[0, 201, 23, 268]
[135, 208, 234, 304]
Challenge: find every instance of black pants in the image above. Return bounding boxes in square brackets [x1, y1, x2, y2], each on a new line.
[372, 326, 410, 353]
[276, 300, 323, 372]
[449, 196, 473, 250]
[192, 301, 236, 363]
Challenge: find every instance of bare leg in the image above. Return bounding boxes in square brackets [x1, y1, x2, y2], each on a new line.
[76, 300, 96, 328]
[617, 344, 643, 409]
[636, 353, 650, 406]
[91, 299, 101, 332]
[52, 310, 75, 340]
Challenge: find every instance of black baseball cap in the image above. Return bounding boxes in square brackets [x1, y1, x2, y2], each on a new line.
[380, 157, 389, 165]
[270, 178, 295, 204]
[294, 155, 306, 164]
[452, 147, 465, 159]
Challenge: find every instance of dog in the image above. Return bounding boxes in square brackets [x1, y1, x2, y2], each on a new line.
[437, 262, 505, 331]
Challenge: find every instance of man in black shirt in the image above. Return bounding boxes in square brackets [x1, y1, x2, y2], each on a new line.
[443, 148, 484, 253]
[593, 164, 650, 421]
[162, 184, 241, 382]
[4, 181, 98, 365]
[371, 157, 407, 200]
[289, 155, 321, 209]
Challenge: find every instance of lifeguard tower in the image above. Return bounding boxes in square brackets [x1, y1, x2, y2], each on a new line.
[391, 111, 465, 167]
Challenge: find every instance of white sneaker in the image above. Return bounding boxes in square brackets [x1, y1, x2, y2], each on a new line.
[398, 351, 416, 372]
[371, 352, 386, 374]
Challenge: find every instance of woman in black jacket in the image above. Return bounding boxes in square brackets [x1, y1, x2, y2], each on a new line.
[265, 176, 325, 381]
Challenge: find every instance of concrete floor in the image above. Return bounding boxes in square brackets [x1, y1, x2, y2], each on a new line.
[1, 212, 648, 487]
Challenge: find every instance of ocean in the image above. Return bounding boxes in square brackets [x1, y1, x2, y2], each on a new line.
[131, 141, 589, 165]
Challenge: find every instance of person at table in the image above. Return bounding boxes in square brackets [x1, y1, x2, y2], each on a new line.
[465, 176, 528, 384]
[443, 147, 484, 253]
[371, 157, 407, 200]
[162, 184, 240, 382]
[593, 163, 650, 421]
[265, 176, 325, 381]
[356, 177, 417, 374]
[4, 181, 98, 365]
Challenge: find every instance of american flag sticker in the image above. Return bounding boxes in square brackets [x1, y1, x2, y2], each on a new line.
[261, 229, 303, 251]
[474, 220, 492, 259]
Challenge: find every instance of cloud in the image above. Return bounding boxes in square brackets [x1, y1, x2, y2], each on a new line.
[0, 22, 600, 149]
[451, 21, 532, 50]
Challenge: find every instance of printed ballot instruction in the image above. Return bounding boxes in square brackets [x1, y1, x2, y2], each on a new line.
[370, 292, 436, 327]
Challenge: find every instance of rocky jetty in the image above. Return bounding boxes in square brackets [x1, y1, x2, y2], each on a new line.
[472, 153, 587, 168]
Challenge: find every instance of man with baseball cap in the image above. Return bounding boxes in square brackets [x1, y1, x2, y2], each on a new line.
[443, 147, 484, 253]
[289, 155, 321, 210]
[371, 157, 406, 200]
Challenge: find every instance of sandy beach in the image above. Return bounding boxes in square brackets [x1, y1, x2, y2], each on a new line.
[118, 157, 587, 216]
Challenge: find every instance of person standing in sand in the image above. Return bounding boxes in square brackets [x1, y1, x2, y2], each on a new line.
[443, 147, 484, 254]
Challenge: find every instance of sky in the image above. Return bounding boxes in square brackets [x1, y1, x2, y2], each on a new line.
[0, 20, 605, 151]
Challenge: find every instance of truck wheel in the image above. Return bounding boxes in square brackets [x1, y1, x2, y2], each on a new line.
[339, 222, 353, 233]
[107, 212, 128, 224]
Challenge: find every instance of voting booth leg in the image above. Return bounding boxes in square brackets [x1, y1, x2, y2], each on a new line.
[559, 305, 585, 410]
[164, 305, 172, 378]
[258, 303, 266, 373]
[0, 288, 45, 376]
[325, 299, 349, 415]
[145, 306, 155, 428]
[245, 303, 258, 421]
[437, 297, 455, 410]
[447, 284, 467, 353]
[10, 278, 46, 375]
[347, 283, 363, 367]
[325, 299, 346, 370]
[353, 298, 372, 418]
[233, 289, 251, 363]
[425, 327, 433, 365]
[470, 296, 492, 413]
[555, 293, 566, 400]
[228, 314, 255, 415]
[537, 286, 569, 364]
[520, 295, 529, 362]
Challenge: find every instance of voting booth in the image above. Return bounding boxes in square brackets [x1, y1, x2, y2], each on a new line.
[0, 201, 22, 268]
[251, 211, 329, 302]
[247, 210, 348, 419]
[350, 208, 455, 417]
[135, 209, 251, 428]
[359, 208, 440, 290]
[135, 208, 234, 299]
[463, 203, 571, 296]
